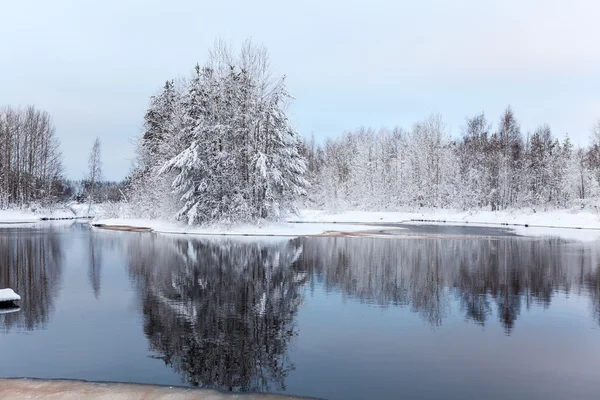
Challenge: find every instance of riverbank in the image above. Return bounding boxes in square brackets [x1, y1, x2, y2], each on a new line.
[290, 208, 600, 228]
[0, 203, 97, 223]
[4, 204, 600, 240]
[93, 207, 600, 240]
[0, 379, 312, 400]
[289, 208, 600, 241]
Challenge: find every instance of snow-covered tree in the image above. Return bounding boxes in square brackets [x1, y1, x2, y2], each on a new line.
[304, 108, 600, 212]
[131, 41, 307, 225]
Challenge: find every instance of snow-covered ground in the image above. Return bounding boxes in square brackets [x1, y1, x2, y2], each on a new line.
[4, 203, 600, 240]
[290, 208, 600, 227]
[0, 209, 41, 223]
[92, 208, 600, 240]
[290, 208, 600, 241]
[0, 202, 101, 223]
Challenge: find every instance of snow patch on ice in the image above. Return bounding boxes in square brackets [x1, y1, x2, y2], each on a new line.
[93, 218, 388, 237]
[0, 288, 21, 302]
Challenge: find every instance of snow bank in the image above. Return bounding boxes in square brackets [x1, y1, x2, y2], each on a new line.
[0, 209, 40, 223]
[0, 379, 313, 399]
[0, 201, 101, 223]
[290, 209, 600, 227]
[93, 218, 389, 237]
[291, 209, 600, 241]
[93, 207, 600, 240]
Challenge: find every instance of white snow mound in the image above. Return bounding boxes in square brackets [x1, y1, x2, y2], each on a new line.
[0, 288, 21, 302]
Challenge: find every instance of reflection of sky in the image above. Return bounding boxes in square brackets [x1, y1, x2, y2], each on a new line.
[1, 0, 599, 180]
[287, 287, 599, 400]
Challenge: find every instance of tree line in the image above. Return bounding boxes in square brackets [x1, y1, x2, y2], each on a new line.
[0, 106, 63, 207]
[0, 108, 122, 210]
[303, 109, 600, 211]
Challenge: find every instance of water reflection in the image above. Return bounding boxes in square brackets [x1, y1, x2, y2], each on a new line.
[88, 231, 102, 299]
[585, 267, 600, 325]
[2, 226, 600, 397]
[126, 236, 304, 391]
[0, 227, 63, 332]
[297, 237, 600, 333]
[124, 234, 600, 391]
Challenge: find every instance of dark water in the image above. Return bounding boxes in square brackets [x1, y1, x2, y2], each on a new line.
[1, 223, 599, 400]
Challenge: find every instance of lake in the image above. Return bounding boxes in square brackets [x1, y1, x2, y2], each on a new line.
[0, 223, 599, 400]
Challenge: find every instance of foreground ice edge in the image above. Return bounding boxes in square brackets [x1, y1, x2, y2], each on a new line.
[0, 378, 317, 400]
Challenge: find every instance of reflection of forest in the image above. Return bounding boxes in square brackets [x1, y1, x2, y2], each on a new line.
[297, 237, 600, 332]
[126, 234, 600, 391]
[127, 236, 305, 392]
[0, 228, 63, 332]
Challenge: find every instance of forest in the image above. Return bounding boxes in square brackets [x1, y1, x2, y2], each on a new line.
[0, 106, 125, 209]
[0, 106, 63, 207]
[304, 111, 600, 211]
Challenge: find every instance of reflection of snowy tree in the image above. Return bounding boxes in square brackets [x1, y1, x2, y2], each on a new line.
[126, 236, 304, 392]
[585, 268, 600, 325]
[408, 241, 450, 326]
[458, 260, 492, 325]
[88, 232, 102, 299]
[0, 227, 63, 331]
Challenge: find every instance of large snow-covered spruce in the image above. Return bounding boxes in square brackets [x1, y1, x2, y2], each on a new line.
[135, 42, 307, 225]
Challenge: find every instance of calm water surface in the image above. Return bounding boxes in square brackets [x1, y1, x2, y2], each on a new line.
[0, 223, 599, 400]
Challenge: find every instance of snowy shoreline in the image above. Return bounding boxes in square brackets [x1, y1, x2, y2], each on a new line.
[289, 209, 600, 241]
[3, 206, 600, 240]
[288, 209, 600, 227]
[0, 203, 95, 224]
[92, 208, 600, 240]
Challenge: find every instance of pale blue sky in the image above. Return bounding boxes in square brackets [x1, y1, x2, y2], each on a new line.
[1, 0, 598, 180]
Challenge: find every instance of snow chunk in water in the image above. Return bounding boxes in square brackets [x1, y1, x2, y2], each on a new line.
[0, 288, 21, 302]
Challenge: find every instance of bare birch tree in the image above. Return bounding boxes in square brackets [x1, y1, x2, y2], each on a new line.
[87, 138, 102, 216]
[0, 105, 63, 208]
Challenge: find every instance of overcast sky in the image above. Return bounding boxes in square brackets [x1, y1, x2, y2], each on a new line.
[1, 0, 599, 180]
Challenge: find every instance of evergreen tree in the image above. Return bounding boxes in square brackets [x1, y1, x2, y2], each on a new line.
[133, 42, 307, 225]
